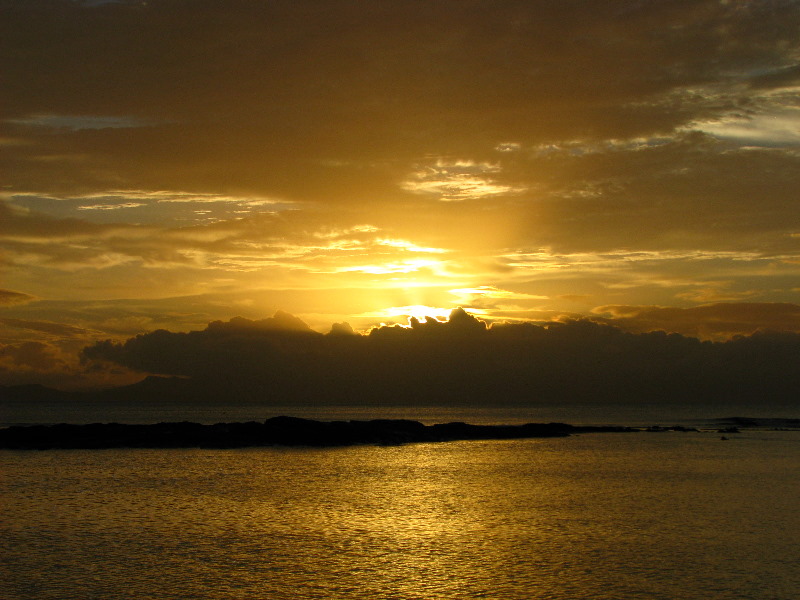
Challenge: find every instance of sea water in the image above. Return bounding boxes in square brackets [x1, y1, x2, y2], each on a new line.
[2, 430, 799, 599]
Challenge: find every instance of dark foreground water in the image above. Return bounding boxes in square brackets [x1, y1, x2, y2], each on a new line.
[2, 430, 799, 600]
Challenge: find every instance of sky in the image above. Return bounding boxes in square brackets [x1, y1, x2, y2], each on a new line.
[1, 0, 800, 390]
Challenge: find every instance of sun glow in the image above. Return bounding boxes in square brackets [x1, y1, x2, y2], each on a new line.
[339, 258, 445, 275]
[377, 238, 449, 253]
[356, 304, 489, 324]
[385, 305, 455, 322]
[353, 305, 458, 324]
[400, 159, 525, 201]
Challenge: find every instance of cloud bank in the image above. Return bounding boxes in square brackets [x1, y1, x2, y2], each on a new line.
[81, 310, 800, 408]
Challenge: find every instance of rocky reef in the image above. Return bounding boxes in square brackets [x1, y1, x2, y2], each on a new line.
[0, 416, 634, 450]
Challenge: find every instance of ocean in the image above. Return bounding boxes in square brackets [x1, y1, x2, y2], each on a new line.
[2, 425, 799, 599]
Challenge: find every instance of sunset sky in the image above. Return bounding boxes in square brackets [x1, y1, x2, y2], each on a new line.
[2, 0, 800, 389]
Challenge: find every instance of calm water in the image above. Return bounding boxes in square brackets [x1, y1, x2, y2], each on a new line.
[2, 431, 799, 599]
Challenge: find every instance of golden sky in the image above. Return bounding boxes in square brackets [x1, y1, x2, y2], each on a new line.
[2, 0, 800, 388]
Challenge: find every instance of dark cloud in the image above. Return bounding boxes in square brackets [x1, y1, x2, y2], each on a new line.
[3, 1, 798, 197]
[0, 289, 36, 306]
[748, 64, 800, 90]
[0, 340, 75, 387]
[0, 341, 66, 371]
[0, 318, 95, 338]
[82, 309, 800, 407]
[0, 338, 140, 389]
[593, 302, 800, 340]
[495, 133, 800, 254]
[329, 322, 358, 336]
[209, 311, 313, 333]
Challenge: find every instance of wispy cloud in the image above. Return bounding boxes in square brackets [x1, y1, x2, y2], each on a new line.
[7, 114, 159, 131]
[400, 160, 525, 201]
[77, 203, 147, 211]
[0, 289, 37, 306]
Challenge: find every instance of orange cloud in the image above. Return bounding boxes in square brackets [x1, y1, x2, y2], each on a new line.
[2, 2, 800, 390]
[0, 289, 36, 306]
[593, 302, 800, 340]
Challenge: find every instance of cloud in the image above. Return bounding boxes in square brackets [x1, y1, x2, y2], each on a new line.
[2, 1, 800, 379]
[0, 289, 36, 306]
[0, 339, 140, 389]
[77, 203, 147, 211]
[5, 190, 296, 228]
[212, 311, 313, 333]
[0, 318, 96, 338]
[4, 1, 799, 199]
[329, 321, 357, 336]
[0, 341, 65, 371]
[7, 114, 158, 131]
[495, 133, 800, 255]
[0, 200, 464, 290]
[81, 309, 800, 407]
[0, 199, 120, 241]
[449, 286, 546, 299]
[593, 302, 800, 340]
[695, 108, 800, 147]
[400, 160, 525, 201]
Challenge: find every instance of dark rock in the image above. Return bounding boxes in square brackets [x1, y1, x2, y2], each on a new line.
[0, 417, 581, 450]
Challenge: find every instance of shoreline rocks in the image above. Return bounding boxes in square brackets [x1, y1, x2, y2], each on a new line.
[0, 416, 634, 450]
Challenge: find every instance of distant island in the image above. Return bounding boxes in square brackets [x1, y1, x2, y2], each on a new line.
[0, 416, 638, 450]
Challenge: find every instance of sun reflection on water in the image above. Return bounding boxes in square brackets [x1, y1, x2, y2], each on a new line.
[4, 434, 800, 599]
